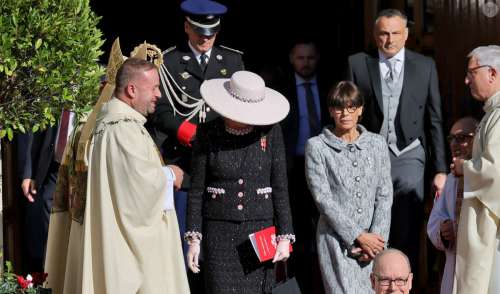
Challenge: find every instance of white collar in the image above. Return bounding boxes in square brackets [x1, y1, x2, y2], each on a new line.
[188, 41, 212, 63]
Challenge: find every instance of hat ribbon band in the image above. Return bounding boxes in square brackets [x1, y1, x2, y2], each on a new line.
[186, 16, 220, 29]
[224, 82, 264, 103]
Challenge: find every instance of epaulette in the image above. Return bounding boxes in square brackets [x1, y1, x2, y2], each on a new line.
[162, 46, 177, 55]
[219, 45, 244, 55]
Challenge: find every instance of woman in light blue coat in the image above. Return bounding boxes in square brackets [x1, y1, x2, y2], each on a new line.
[305, 81, 393, 294]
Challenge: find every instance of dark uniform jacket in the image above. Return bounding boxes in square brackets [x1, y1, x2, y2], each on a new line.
[347, 49, 447, 173]
[150, 43, 244, 187]
[187, 118, 294, 236]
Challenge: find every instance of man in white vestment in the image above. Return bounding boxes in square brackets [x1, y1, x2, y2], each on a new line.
[453, 45, 500, 294]
[46, 58, 190, 294]
[427, 117, 477, 294]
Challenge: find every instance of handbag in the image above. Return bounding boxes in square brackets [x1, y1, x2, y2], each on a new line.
[272, 261, 301, 294]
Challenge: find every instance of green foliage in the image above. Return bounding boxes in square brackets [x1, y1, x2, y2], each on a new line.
[0, 0, 105, 139]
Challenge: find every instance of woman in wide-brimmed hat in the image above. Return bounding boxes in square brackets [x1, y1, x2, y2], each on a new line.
[184, 71, 295, 293]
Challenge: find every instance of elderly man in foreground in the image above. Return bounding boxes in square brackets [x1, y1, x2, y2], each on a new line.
[371, 249, 413, 294]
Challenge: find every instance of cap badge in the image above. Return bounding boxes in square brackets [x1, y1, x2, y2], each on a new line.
[220, 68, 227, 76]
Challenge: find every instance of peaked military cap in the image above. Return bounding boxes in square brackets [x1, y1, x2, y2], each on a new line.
[181, 0, 227, 36]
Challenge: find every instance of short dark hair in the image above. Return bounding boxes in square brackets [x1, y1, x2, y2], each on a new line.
[327, 81, 364, 109]
[375, 9, 408, 26]
[115, 58, 156, 94]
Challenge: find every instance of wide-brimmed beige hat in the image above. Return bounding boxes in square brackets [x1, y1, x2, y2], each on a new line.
[200, 71, 290, 125]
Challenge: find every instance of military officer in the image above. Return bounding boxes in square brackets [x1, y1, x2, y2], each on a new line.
[149, 0, 244, 282]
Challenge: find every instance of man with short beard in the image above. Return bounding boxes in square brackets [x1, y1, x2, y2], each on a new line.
[280, 39, 330, 294]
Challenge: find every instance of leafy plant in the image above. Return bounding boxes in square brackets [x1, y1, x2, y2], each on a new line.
[0, 261, 48, 294]
[0, 0, 105, 139]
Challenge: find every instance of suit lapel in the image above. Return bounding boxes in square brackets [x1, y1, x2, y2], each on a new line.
[399, 50, 416, 116]
[366, 55, 384, 112]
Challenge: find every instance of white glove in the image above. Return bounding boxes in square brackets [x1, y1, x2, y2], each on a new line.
[187, 241, 201, 273]
[272, 240, 290, 263]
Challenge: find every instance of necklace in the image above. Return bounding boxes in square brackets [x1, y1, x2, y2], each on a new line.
[225, 125, 254, 136]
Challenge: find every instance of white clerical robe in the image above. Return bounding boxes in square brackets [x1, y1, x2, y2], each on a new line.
[46, 98, 190, 294]
[427, 174, 459, 294]
[455, 91, 500, 294]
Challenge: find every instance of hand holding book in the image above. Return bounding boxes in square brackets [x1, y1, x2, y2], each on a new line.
[272, 239, 291, 263]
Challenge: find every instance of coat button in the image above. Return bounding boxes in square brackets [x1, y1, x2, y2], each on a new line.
[355, 176, 361, 182]
[238, 179, 244, 185]
[265, 194, 269, 199]
[238, 192, 244, 198]
[352, 161, 358, 167]
[357, 208, 362, 214]
[349, 146, 356, 152]
[206, 107, 211, 112]
[211, 194, 216, 199]
[237, 204, 244, 210]
[356, 192, 362, 198]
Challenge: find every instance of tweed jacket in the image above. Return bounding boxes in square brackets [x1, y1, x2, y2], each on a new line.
[305, 125, 393, 247]
[187, 118, 294, 236]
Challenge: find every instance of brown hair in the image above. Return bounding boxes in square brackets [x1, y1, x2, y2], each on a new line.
[327, 81, 364, 109]
[115, 58, 156, 95]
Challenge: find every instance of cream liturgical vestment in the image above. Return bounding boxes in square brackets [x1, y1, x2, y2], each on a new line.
[45, 98, 190, 294]
[455, 91, 500, 294]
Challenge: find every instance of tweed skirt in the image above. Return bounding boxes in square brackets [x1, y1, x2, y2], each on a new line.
[202, 218, 275, 294]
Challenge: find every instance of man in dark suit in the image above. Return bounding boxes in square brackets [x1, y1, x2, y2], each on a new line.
[17, 110, 73, 273]
[347, 9, 447, 286]
[149, 0, 244, 287]
[279, 40, 329, 294]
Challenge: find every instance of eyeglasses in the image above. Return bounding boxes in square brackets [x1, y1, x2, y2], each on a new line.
[447, 133, 474, 144]
[466, 65, 493, 78]
[374, 273, 410, 287]
[333, 106, 358, 114]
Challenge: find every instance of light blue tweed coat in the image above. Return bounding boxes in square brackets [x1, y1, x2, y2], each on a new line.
[305, 125, 393, 294]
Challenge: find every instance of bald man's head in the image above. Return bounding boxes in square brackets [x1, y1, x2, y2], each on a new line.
[449, 117, 478, 159]
[371, 249, 412, 294]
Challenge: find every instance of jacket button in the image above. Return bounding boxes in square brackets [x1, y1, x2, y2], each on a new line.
[238, 179, 244, 185]
[211, 194, 216, 199]
[357, 208, 362, 214]
[352, 161, 358, 167]
[355, 176, 361, 182]
[349, 146, 356, 152]
[206, 107, 211, 112]
[238, 192, 244, 198]
[237, 204, 243, 210]
[356, 192, 362, 198]
[265, 194, 269, 199]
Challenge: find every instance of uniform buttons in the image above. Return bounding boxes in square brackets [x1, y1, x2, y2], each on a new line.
[238, 179, 244, 185]
[356, 192, 362, 198]
[349, 146, 356, 152]
[357, 208, 362, 214]
[265, 194, 269, 199]
[237, 204, 244, 210]
[211, 194, 216, 199]
[238, 192, 244, 198]
[206, 107, 211, 112]
[352, 161, 358, 167]
[181, 86, 186, 90]
[355, 176, 361, 182]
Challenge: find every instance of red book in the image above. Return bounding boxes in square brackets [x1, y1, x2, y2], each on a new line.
[249, 226, 293, 262]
